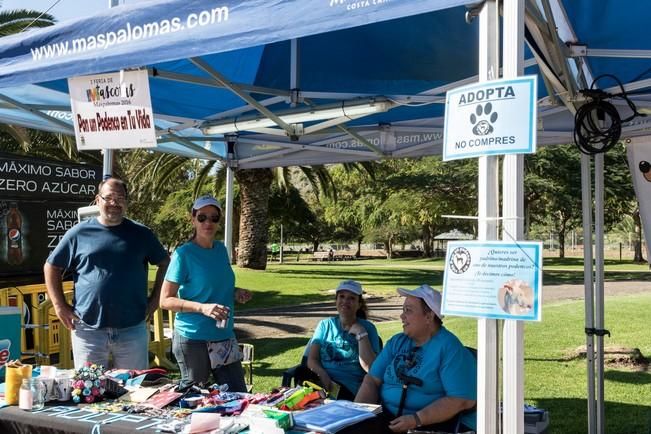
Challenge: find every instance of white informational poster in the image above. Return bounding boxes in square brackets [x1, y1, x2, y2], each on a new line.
[442, 241, 543, 321]
[626, 140, 651, 263]
[68, 70, 156, 150]
[443, 76, 537, 161]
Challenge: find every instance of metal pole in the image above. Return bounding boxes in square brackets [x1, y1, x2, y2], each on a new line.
[594, 153, 605, 434]
[476, 1, 499, 433]
[280, 224, 284, 264]
[102, 150, 114, 178]
[224, 165, 235, 262]
[581, 153, 596, 434]
[103, 0, 120, 177]
[502, 0, 525, 432]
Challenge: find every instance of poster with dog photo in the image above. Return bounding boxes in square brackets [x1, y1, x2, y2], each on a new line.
[442, 241, 542, 321]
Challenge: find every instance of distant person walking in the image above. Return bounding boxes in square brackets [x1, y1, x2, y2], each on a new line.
[271, 243, 280, 261]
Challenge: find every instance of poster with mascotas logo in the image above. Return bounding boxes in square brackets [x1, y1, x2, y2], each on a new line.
[442, 241, 542, 321]
[443, 76, 537, 161]
[68, 70, 156, 150]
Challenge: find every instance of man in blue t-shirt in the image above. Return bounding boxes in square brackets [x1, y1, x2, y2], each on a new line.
[44, 177, 169, 370]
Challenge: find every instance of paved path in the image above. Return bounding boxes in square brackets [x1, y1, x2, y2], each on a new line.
[234, 281, 651, 340]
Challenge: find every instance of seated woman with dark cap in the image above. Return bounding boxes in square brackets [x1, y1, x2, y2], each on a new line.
[354, 284, 476, 433]
[307, 280, 381, 400]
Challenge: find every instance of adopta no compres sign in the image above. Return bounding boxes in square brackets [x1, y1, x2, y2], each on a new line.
[443, 76, 537, 161]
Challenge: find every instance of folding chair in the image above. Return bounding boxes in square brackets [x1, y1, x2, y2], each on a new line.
[239, 343, 254, 392]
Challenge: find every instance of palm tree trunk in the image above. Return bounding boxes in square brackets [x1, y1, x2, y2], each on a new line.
[235, 168, 273, 270]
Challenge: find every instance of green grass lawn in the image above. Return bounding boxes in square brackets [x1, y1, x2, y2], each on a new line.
[229, 257, 651, 310]
[248, 293, 651, 434]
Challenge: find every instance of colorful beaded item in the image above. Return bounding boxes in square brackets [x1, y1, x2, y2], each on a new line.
[71, 362, 106, 404]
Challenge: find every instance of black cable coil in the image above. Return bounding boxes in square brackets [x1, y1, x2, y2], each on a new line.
[573, 74, 646, 155]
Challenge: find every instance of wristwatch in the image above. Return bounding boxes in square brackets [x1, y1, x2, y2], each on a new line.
[413, 412, 422, 428]
[355, 332, 368, 341]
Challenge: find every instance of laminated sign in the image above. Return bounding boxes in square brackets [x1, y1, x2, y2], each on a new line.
[68, 70, 157, 150]
[442, 241, 543, 321]
[443, 76, 537, 161]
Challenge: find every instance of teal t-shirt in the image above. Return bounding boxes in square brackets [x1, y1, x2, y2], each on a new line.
[312, 316, 381, 395]
[369, 329, 477, 430]
[165, 240, 235, 341]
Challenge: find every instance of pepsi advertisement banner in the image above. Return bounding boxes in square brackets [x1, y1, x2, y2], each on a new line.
[0, 153, 101, 283]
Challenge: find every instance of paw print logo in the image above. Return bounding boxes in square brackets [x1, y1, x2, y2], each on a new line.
[470, 102, 498, 136]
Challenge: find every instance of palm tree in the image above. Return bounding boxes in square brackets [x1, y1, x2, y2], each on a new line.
[0, 4, 63, 156]
[0, 5, 55, 36]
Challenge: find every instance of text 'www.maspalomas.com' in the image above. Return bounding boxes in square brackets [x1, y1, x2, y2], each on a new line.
[30, 6, 229, 61]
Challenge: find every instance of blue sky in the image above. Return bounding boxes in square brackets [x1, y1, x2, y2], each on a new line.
[2, 0, 145, 23]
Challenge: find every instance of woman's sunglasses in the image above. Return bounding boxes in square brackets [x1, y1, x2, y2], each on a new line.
[196, 214, 220, 223]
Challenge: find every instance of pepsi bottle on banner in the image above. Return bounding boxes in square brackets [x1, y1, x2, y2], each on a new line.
[7, 202, 23, 265]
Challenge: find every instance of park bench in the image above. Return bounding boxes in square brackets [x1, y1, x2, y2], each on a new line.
[312, 251, 331, 261]
[334, 251, 356, 260]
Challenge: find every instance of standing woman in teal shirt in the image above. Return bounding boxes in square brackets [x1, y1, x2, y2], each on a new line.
[160, 195, 252, 391]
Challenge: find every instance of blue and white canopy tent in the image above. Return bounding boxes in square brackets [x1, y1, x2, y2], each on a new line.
[0, 1, 649, 433]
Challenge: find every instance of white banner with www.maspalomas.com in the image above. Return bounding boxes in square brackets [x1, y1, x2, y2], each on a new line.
[68, 70, 156, 150]
[443, 76, 537, 161]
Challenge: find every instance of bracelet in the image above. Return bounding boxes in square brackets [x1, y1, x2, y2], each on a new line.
[356, 332, 368, 341]
[413, 412, 422, 428]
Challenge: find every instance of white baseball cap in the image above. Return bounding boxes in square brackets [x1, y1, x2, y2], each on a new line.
[397, 284, 444, 319]
[336, 280, 363, 296]
[192, 195, 222, 212]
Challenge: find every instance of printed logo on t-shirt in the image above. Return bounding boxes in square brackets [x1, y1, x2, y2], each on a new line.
[390, 347, 423, 383]
[324, 335, 358, 365]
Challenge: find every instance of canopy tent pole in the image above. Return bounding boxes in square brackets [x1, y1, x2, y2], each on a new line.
[224, 137, 237, 262]
[581, 153, 596, 434]
[224, 165, 235, 262]
[102, 0, 120, 177]
[290, 38, 299, 107]
[476, 1, 500, 433]
[502, 0, 525, 432]
[594, 152, 606, 433]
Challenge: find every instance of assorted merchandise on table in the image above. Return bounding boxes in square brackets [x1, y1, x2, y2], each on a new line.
[0, 360, 380, 433]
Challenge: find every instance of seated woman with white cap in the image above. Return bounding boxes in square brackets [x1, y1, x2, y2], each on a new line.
[306, 280, 381, 400]
[354, 284, 476, 433]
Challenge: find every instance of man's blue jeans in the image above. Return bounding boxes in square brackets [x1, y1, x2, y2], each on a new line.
[71, 320, 149, 370]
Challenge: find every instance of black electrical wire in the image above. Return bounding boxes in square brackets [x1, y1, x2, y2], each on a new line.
[573, 74, 647, 155]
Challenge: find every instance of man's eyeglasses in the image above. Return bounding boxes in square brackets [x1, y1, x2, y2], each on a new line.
[196, 214, 220, 223]
[99, 194, 126, 204]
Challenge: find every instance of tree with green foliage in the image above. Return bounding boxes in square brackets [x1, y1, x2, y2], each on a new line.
[268, 184, 320, 248]
[525, 143, 635, 258]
